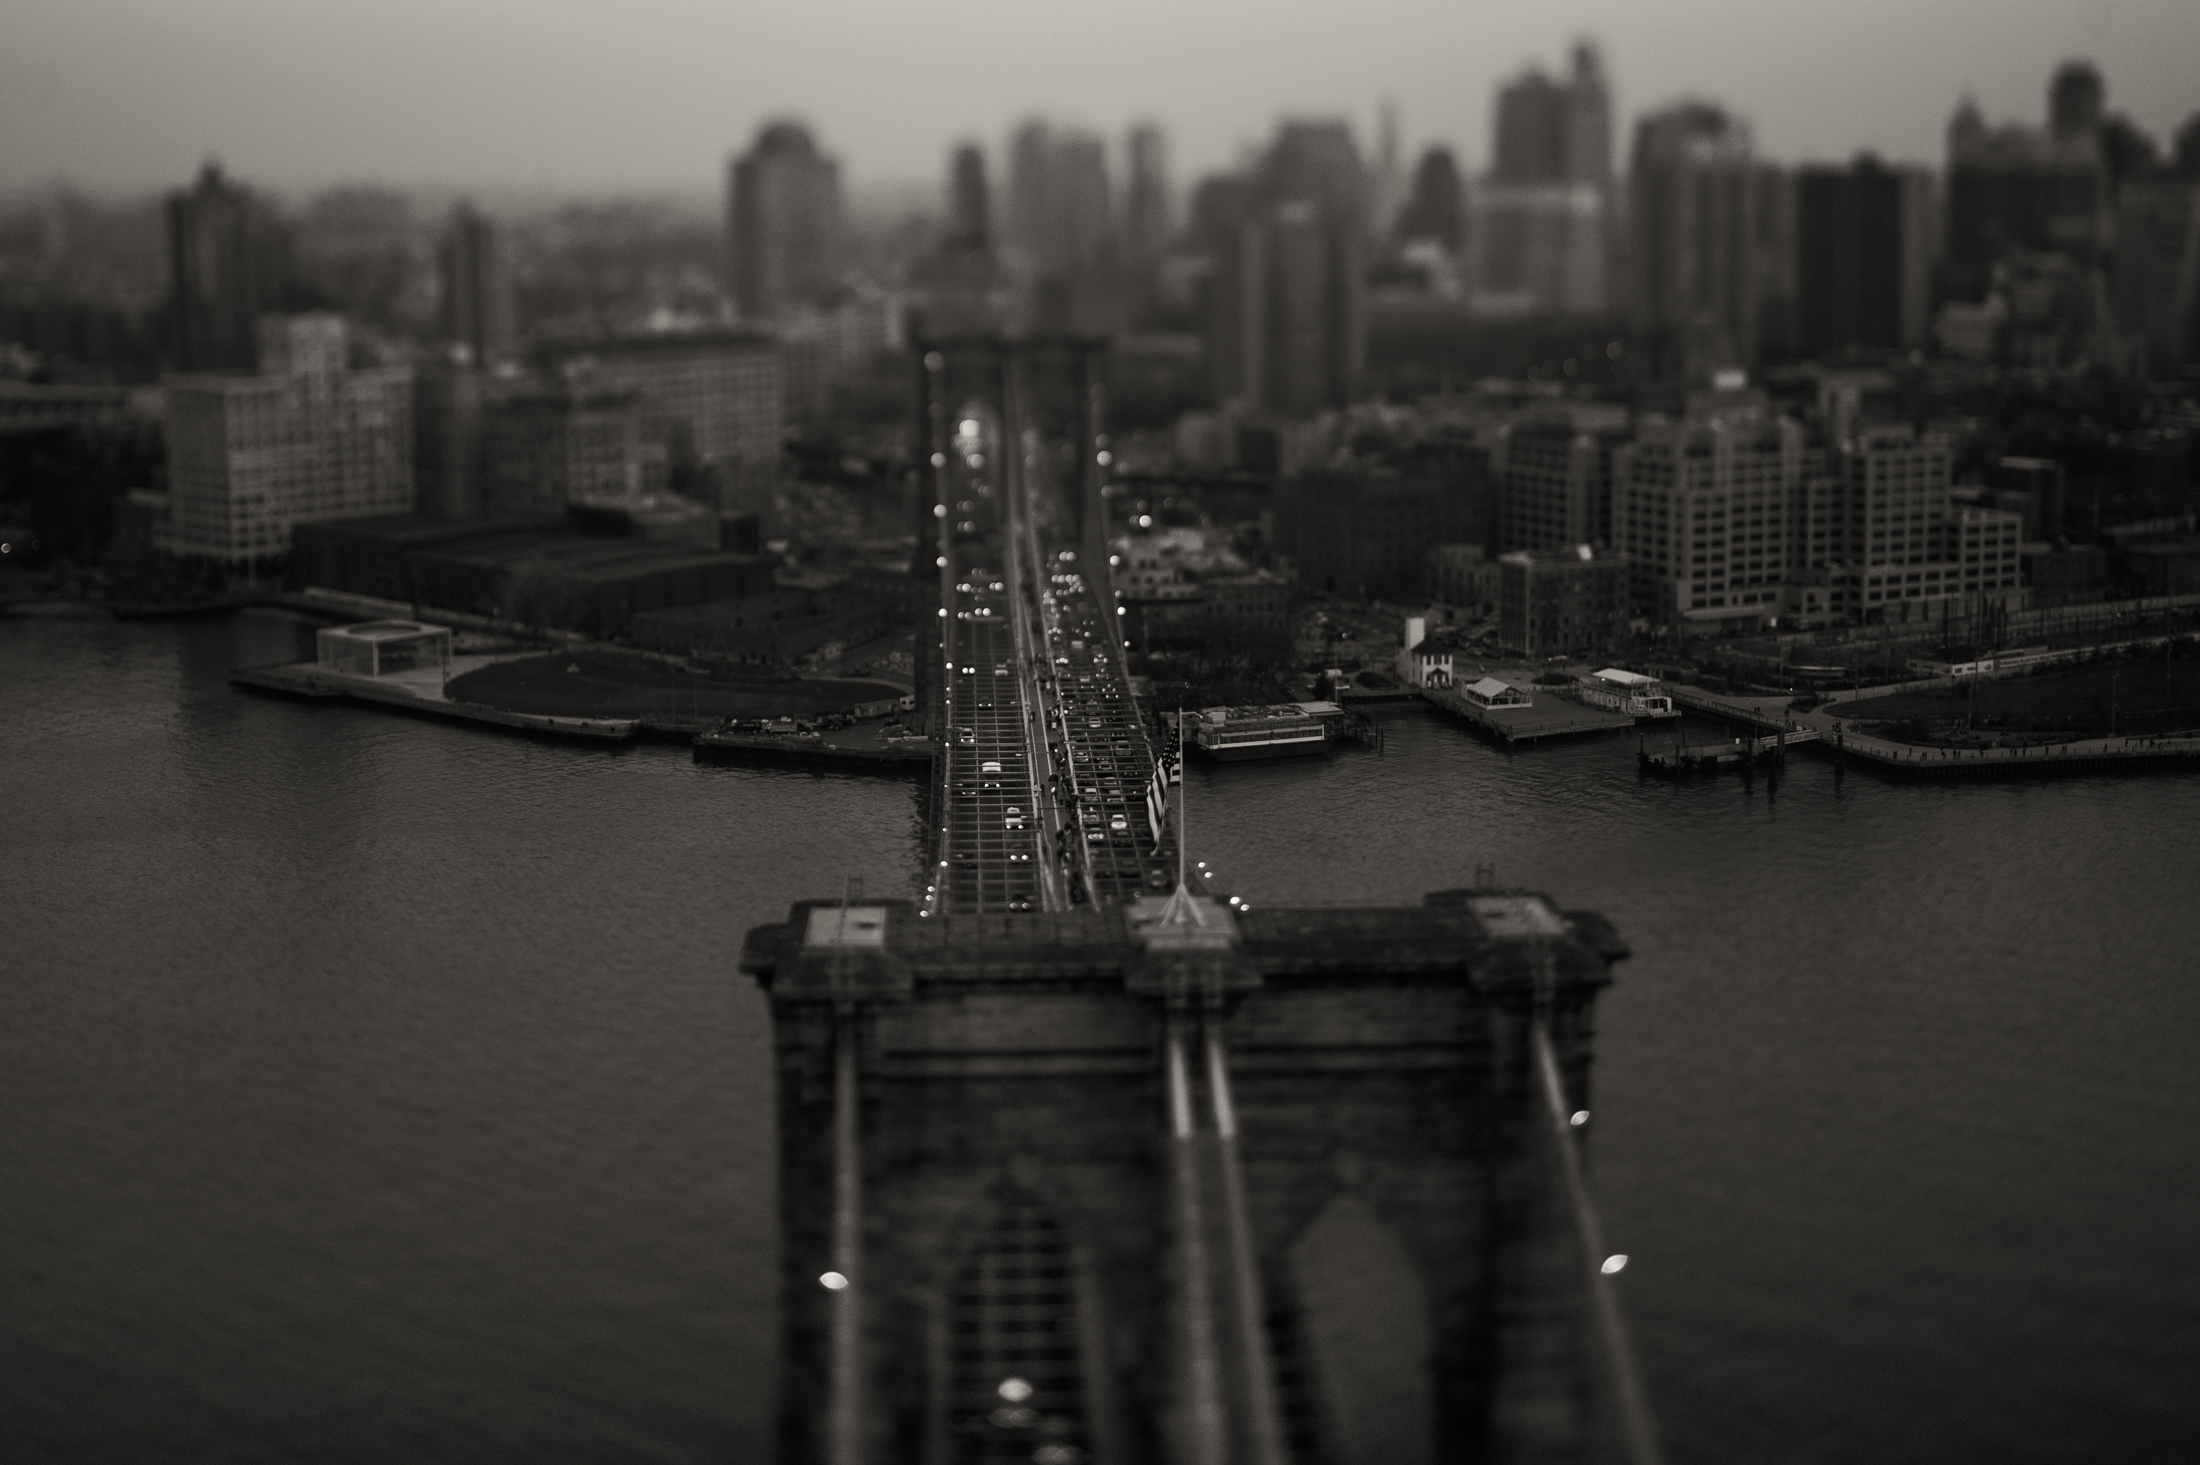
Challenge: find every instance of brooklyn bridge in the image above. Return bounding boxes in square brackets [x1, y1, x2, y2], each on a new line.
[740, 337, 1659, 1465]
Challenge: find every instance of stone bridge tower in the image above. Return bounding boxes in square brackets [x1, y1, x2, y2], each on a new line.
[741, 886, 1641, 1464]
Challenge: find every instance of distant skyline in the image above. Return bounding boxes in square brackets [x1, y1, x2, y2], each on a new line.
[4, 0, 2198, 201]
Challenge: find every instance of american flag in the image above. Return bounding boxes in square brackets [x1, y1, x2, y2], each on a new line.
[1144, 757, 1171, 852]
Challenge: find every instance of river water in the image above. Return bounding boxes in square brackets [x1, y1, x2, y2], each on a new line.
[4, 611, 2196, 1463]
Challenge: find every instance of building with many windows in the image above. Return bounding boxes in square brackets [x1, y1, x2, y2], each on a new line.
[540, 332, 783, 508]
[1496, 544, 1631, 657]
[1611, 409, 1806, 632]
[1828, 427, 2022, 620]
[161, 314, 412, 564]
[437, 203, 514, 367]
[1494, 410, 1628, 551]
[727, 121, 844, 320]
[1628, 102, 1760, 377]
[165, 161, 292, 373]
[481, 389, 657, 515]
[1794, 157, 1936, 357]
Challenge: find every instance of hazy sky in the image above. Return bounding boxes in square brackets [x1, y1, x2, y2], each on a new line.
[4, 0, 2197, 201]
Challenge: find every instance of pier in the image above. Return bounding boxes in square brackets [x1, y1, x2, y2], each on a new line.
[1422, 684, 1636, 745]
[1639, 728, 1818, 775]
[1669, 683, 2200, 778]
[230, 659, 640, 741]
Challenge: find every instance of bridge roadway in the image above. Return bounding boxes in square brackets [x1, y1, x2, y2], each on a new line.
[925, 429, 1178, 918]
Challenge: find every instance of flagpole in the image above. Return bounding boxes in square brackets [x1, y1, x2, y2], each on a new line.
[1176, 704, 1186, 895]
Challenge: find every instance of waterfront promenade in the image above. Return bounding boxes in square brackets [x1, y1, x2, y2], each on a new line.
[233, 654, 642, 741]
[1670, 683, 2200, 776]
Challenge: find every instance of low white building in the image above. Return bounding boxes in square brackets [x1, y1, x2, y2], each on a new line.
[1395, 615, 1457, 688]
[315, 620, 451, 677]
[1462, 676, 1532, 710]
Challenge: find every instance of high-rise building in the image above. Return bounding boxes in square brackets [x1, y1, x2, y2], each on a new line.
[1397, 147, 1464, 250]
[1492, 41, 1610, 186]
[1627, 102, 1759, 376]
[2175, 113, 2200, 179]
[1611, 407, 1804, 630]
[1468, 43, 1612, 317]
[2111, 177, 2200, 371]
[161, 314, 412, 563]
[1205, 120, 1367, 412]
[1495, 413, 1629, 551]
[1462, 182, 1608, 316]
[413, 350, 485, 519]
[1794, 157, 1935, 357]
[437, 203, 513, 367]
[1944, 90, 2105, 301]
[1124, 122, 1171, 263]
[1613, 405, 2023, 633]
[164, 161, 291, 372]
[1830, 426, 2021, 618]
[945, 143, 992, 255]
[2050, 60, 2105, 141]
[1372, 98, 1407, 239]
[1007, 120, 1113, 276]
[727, 121, 844, 320]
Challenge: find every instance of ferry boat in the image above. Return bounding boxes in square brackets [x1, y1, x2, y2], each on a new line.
[1576, 667, 1679, 720]
[1188, 703, 1330, 761]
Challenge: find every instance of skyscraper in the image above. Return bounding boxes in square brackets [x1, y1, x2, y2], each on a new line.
[1467, 43, 1612, 316]
[1627, 102, 1759, 376]
[727, 121, 844, 320]
[1205, 119, 1367, 413]
[437, 203, 513, 367]
[944, 142, 992, 255]
[2111, 177, 2200, 371]
[164, 161, 291, 372]
[1943, 71, 2107, 301]
[2049, 60, 2105, 141]
[1794, 157, 1934, 357]
[1492, 41, 1610, 186]
[1006, 120, 1113, 276]
[1398, 147, 1464, 250]
[1123, 122, 1171, 263]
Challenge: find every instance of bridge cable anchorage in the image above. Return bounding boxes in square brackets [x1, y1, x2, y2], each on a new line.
[1531, 976, 1665, 1465]
[1166, 1021, 1228, 1465]
[1204, 1026, 1289, 1465]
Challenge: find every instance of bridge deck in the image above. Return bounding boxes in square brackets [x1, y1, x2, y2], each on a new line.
[925, 400, 1177, 916]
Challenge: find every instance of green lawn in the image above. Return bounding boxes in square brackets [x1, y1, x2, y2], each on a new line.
[1841, 656, 2200, 738]
[447, 651, 902, 720]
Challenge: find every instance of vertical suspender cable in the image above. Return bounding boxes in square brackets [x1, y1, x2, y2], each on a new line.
[829, 1012, 864, 1465]
[1532, 1023, 1664, 1465]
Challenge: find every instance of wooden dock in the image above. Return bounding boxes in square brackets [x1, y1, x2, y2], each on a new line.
[693, 728, 935, 774]
[1640, 728, 1816, 775]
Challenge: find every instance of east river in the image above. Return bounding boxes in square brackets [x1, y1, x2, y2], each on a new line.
[5, 610, 2197, 1463]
